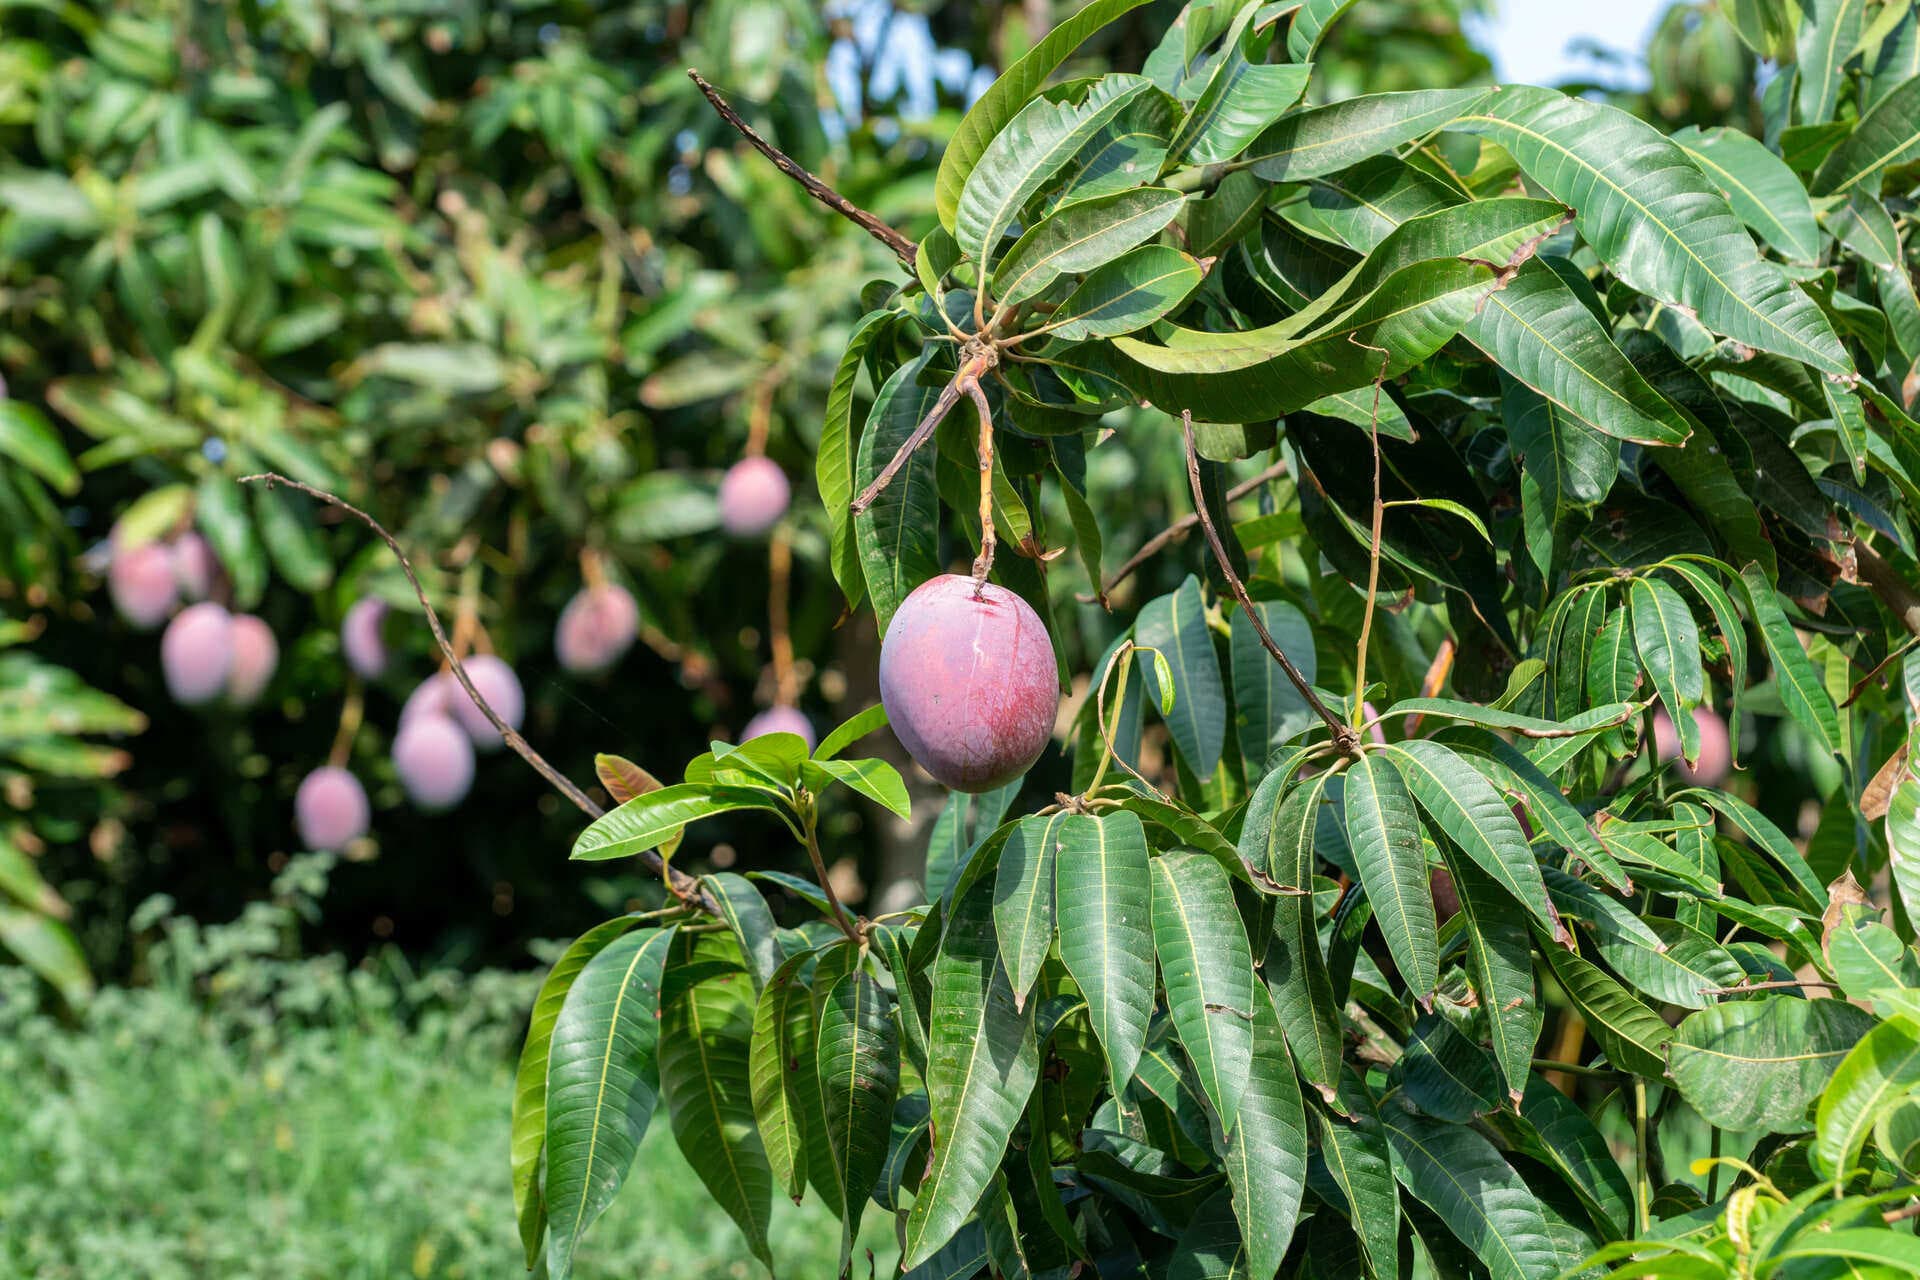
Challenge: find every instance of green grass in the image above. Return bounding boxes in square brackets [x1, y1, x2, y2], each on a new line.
[0, 880, 897, 1279]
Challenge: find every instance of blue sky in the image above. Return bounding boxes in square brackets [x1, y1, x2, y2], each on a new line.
[1467, 0, 1671, 89]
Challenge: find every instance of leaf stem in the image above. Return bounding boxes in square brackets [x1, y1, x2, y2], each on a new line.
[798, 793, 861, 942]
[1179, 412, 1357, 755]
[966, 377, 997, 589]
[1351, 339, 1392, 732]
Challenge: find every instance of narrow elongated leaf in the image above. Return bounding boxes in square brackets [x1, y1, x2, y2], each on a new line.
[1042, 87, 1179, 215]
[1152, 851, 1256, 1134]
[1796, 0, 1865, 125]
[1398, 1011, 1502, 1121]
[818, 967, 900, 1256]
[571, 782, 783, 861]
[1045, 244, 1204, 341]
[994, 812, 1069, 1008]
[1776, 1228, 1920, 1270]
[1316, 1070, 1400, 1275]
[0, 402, 79, 496]
[1288, 0, 1360, 60]
[1446, 855, 1540, 1106]
[1676, 786, 1828, 908]
[659, 948, 774, 1271]
[1343, 752, 1438, 997]
[543, 927, 676, 1280]
[1246, 88, 1494, 181]
[992, 185, 1186, 305]
[1383, 1106, 1564, 1280]
[1232, 599, 1316, 779]
[1503, 379, 1619, 561]
[1888, 775, 1920, 940]
[1466, 261, 1692, 447]
[1667, 995, 1876, 1132]
[1670, 125, 1819, 261]
[934, 0, 1155, 226]
[901, 875, 1040, 1269]
[1244, 771, 1344, 1100]
[955, 74, 1153, 266]
[1467, 738, 1632, 891]
[748, 951, 814, 1204]
[1630, 576, 1704, 759]
[1815, 1015, 1920, 1176]
[512, 916, 645, 1266]
[1455, 87, 1850, 373]
[1166, 35, 1312, 168]
[1222, 987, 1308, 1280]
[818, 309, 889, 609]
[1815, 71, 1920, 194]
[1598, 918, 1746, 1010]
[1738, 563, 1846, 770]
[1386, 739, 1557, 935]
[1517, 1076, 1633, 1243]
[702, 872, 781, 993]
[854, 362, 943, 639]
[1137, 574, 1227, 781]
[1539, 943, 1668, 1077]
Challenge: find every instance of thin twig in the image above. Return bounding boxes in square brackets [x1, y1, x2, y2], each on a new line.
[238, 473, 715, 912]
[848, 362, 978, 515]
[1084, 461, 1288, 603]
[799, 802, 861, 942]
[1179, 413, 1358, 754]
[688, 69, 917, 267]
[1351, 338, 1392, 731]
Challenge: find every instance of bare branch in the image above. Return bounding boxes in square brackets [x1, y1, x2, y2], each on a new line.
[1178, 415, 1359, 755]
[238, 473, 716, 912]
[688, 69, 917, 267]
[849, 352, 993, 515]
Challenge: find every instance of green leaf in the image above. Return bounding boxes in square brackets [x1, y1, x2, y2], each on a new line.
[0, 402, 78, 496]
[1815, 69, 1920, 194]
[702, 872, 782, 993]
[1043, 244, 1205, 341]
[994, 812, 1068, 1009]
[1232, 599, 1316, 780]
[1815, 1015, 1920, 1176]
[1055, 810, 1156, 1098]
[901, 875, 1040, 1270]
[251, 480, 332, 593]
[991, 185, 1186, 305]
[1795, 0, 1865, 125]
[1446, 855, 1541, 1106]
[747, 950, 814, 1204]
[934, 0, 1155, 228]
[818, 309, 891, 610]
[815, 703, 889, 762]
[955, 74, 1154, 268]
[807, 757, 910, 818]
[1165, 29, 1311, 168]
[1152, 850, 1256, 1135]
[1316, 1070, 1400, 1274]
[1669, 125, 1820, 262]
[1668, 995, 1876, 1133]
[818, 966, 900, 1259]
[1466, 261, 1692, 448]
[1382, 1106, 1565, 1280]
[1503, 380, 1619, 561]
[1398, 1011, 1502, 1122]
[1538, 943, 1669, 1077]
[1099, 256, 1496, 421]
[1245, 88, 1494, 182]
[854, 361, 943, 639]
[1288, 0, 1361, 60]
[1738, 562, 1847, 772]
[661, 944, 775, 1271]
[1385, 739, 1558, 937]
[1675, 785, 1828, 909]
[1629, 576, 1704, 757]
[1516, 1076, 1633, 1243]
[542, 927, 676, 1280]
[1343, 752, 1438, 998]
[0, 904, 90, 1007]
[924, 777, 1022, 903]
[1596, 918, 1746, 1011]
[1887, 777, 1920, 952]
[1137, 574, 1227, 781]
[1244, 771, 1344, 1102]
[1222, 986, 1309, 1280]
[1775, 1228, 1920, 1270]
[512, 914, 648, 1264]
[570, 782, 784, 862]
[1455, 87, 1850, 373]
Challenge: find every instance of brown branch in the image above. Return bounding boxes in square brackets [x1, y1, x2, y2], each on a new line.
[1698, 977, 1844, 997]
[1083, 461, 1288, 604]
[237, 473, 715, 912]
[688, 69, 917, 267]
[1179, 413, 1359, 755]
[1852, 536, 1920, 638]
[849, 353, 988, 515]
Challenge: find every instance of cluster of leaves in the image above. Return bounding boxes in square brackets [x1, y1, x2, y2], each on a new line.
[0, 621, 142, 1004]
[511, 0, 1920, 1276]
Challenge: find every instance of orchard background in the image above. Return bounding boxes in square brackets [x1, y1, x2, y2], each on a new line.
[4, 1, 1920, 1278]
